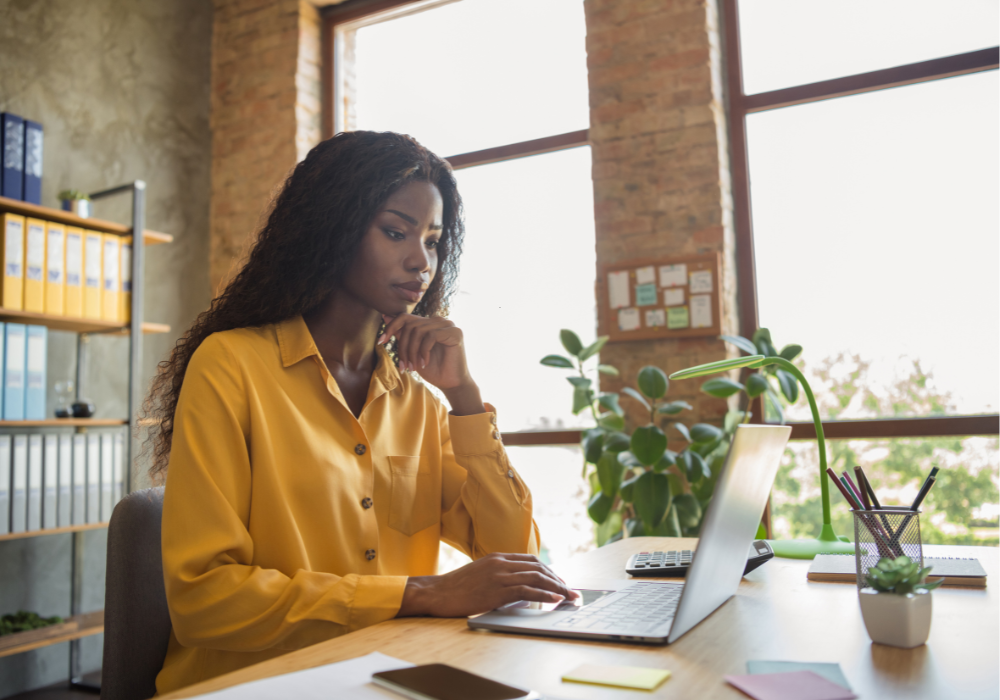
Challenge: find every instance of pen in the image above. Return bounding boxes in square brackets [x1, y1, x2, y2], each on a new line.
[835, 474, 896, 556]
[911, 475, 937, 511]
[828, 469, 859, 507]
[856, 466, 894, 535]
[842, 472, 867, 509]
[854, 466, 871, 509]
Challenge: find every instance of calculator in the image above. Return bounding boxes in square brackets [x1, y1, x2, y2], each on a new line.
[625, 540, 774, 577]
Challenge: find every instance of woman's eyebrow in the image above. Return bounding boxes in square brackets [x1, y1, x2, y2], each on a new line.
[386, 209, 443, 231]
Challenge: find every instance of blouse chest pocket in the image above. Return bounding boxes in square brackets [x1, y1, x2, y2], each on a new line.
[387, 456, 440, 537]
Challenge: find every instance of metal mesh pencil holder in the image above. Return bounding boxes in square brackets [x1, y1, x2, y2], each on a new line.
[853, 508, 923, 591]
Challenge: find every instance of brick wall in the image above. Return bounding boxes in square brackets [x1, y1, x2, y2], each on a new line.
[210, 0, 328, 294]
[585, 0, 739, 429]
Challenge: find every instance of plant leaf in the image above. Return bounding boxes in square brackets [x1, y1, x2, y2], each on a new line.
[566, 376, 592, 388]
[560, 329, 584, 357]
[572, 386, 592, 415]
[670, 355, 766, 380]
[632, 471, 671, 531]
[598, 413, 626, 431]
[540, 354, 574, 368]
[724, 410, 748, 433]
[631, 425, 667, 466]
[653, 450, 677, 472]
[673, 422, 691, 442]
[620, 473, 641, 502]
[752, 328, 774, 356]
[625, 517, 645, 537]
[776, 369, 799, 403]
[579, 336, 609, 361]
[637, 366, 669, 400]
[779, 344, 803, 361]
[596, 452, 624, 498]
[587, 492, 613, 524]
[720, 334, 758, 356]
[603, 431, 631, 453]
[745, 373, 769, 398]
[621, 386, 651, 411]
[690, 423, 723, 443]
[765, 388, 785, 425]
[672, 493, 703, 529]
[701, 377, 745, 398]
[598, 392, 624, 416]
[597, 363, 620, 377]
[583, 432, 604, 464]
[660, 505, 683, 536]
[657, 400, 693, 415]
[617, 451, 643, 468]
[595, 510, 623, 546]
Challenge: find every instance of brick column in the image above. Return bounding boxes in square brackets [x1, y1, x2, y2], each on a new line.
[210, 0, 325, 294]
[585, 0, 738, 427]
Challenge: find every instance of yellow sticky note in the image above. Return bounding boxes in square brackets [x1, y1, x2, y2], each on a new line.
[562, 663, 671, 691]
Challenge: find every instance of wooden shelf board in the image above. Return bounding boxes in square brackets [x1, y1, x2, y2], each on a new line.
[0, 308, 170, 335]
[0, 419, 127, 428]
[0, 610, 104, 658]
[0, 196, 173, 245]
[0, 522, 108, 542]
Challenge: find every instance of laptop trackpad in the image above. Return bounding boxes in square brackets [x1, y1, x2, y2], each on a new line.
[500, 589, 614, 615]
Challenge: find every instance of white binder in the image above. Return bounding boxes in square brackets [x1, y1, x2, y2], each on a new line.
[26, 434, 42, 531]
[57, 433, 72, 527]
[42, 434, 57, 529]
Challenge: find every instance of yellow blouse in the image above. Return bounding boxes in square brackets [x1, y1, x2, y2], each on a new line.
[156, 316, 539, 695]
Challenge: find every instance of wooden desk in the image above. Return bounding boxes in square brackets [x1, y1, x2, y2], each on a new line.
[159, 538, 998, 700]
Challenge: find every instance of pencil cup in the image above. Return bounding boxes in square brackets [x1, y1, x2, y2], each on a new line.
[853, 508, 923, 591]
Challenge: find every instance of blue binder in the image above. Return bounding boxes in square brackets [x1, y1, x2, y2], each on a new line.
[3, 323, 26, 420]
[25, 325, 47, 420]
[1, 113, 24, 201]
[22, 120, 42, 205]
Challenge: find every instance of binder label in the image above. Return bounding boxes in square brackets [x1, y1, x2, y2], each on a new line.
[47, 227, 64, 283]
[7, 327, 24, 389]
[26, 222, 44, 282]
[25, 126, 43, 178]
[85, 234, 101, 288]
[66, 232, 82, 287]
[3, 120, 22, 170]
[27, 331, 44, 389]
[103, 238, 119, 291]
[5, 218, 22, 278]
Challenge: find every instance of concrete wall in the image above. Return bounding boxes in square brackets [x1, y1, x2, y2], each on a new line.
[0, 0, 212, 694]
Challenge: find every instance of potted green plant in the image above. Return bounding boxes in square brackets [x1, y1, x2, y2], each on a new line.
[859, 555, 941, 648]
[669, 331, 856, 559]
[58, 189, 90, 218]
[542, 330, 739, 545]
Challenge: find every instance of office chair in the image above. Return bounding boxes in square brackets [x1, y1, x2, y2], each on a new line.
[102, 487, 172, 700]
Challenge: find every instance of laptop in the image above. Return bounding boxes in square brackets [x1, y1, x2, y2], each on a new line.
[468, 424, 791, 644]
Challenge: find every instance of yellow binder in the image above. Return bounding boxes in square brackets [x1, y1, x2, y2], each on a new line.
[83, 230, 103, 320]
[119, 236, 132, 324]
[1, 212, 25, 310]
[64, 227, 84, 318]
[45, 222, 65, 316]
[101, 234, 120, 322]
[24, 217, 46, 313]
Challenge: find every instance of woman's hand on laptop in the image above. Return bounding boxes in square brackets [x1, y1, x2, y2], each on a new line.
[397, 553, 580, 618]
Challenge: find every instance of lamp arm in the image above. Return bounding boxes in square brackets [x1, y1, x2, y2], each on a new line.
[765, 357, 831, 527]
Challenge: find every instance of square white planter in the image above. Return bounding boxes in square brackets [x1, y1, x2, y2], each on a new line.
[858, 587, 932, 648]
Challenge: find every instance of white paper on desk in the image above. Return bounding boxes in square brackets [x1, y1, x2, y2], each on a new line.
[188, 651, 412, 700]
[608, 270, 630, 309]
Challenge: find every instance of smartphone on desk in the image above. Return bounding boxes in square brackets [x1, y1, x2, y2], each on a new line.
[372, 664, 542, 700]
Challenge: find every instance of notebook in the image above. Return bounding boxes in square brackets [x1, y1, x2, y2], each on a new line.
[807, 554, 987, 588]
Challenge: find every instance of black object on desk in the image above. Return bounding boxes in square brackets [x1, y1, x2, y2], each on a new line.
[626, 540, 774, 577]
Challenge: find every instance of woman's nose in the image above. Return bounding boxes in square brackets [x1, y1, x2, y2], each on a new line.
[405, 241, 432, 273]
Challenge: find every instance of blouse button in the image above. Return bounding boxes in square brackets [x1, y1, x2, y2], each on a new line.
[365, 548, 376, 561]
[507, 469, 514, 478]
[355, 444, 367, 456]
[490, 415, 497, 426]
[493, 431, 501, 440]
[361, 497, 373, 509]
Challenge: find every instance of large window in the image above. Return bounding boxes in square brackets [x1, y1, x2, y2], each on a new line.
[726, 1, 999, 541]
[325, 0, 596, 568]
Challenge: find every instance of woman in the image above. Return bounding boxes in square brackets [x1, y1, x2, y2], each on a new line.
[146, 131, 577, 694]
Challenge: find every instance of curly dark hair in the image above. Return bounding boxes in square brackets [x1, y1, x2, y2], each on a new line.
[142, 131, 464, 483]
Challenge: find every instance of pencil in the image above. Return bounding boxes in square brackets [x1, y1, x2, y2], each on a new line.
[854, 466, 871, 509]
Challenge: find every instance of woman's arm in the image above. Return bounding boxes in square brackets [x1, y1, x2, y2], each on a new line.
[161, 335, 406, 652]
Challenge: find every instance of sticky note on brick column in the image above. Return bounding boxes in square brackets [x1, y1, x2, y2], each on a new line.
[562, 663, 672, 691]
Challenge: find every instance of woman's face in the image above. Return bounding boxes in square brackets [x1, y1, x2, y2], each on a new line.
[342, 180, 444, 316]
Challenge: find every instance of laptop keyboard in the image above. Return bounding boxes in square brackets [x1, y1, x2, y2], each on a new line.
[552, 582, 682, 634]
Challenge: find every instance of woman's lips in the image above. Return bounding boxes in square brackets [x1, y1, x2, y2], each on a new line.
[392, 284, 424, 302]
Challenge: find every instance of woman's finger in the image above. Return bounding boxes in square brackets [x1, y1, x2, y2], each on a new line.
[499, 560, 573, 592]
[502, 585, 564, 606]
[500, 571, 575, 600]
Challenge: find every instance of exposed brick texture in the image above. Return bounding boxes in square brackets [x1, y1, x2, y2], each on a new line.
[210, 0, 328, 293]
[584, 0, 739, 430]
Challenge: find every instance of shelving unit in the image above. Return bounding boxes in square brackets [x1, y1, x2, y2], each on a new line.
[0, 182, 167, 688]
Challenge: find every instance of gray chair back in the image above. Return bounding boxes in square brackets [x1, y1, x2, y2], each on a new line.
[102, 487, 171, 700]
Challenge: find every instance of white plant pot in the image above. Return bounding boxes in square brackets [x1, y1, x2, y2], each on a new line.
[858, 587, 932, 648]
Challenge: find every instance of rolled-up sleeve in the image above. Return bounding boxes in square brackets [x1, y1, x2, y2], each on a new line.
[438, 402, 541, 559]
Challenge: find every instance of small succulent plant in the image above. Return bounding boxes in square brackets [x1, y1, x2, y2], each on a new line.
[865, 555, 943, 596]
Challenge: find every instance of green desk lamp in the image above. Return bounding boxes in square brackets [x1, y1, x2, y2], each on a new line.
[669, 355, 854, 559]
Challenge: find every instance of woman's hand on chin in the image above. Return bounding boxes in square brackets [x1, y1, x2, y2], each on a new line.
[379, 313, 485, 415]
[396, 553, 579, 619]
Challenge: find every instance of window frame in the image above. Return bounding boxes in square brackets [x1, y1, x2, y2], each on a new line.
[722, 0, 1000, 441]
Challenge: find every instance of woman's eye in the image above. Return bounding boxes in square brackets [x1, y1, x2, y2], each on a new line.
[384, 228, 405, 240]
[426, 239, 439, 250]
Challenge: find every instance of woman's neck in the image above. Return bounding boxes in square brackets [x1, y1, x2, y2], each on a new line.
[302, 291, 382, 373]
